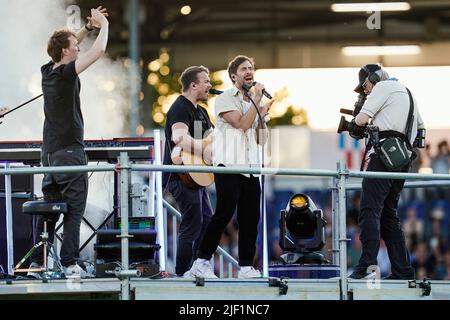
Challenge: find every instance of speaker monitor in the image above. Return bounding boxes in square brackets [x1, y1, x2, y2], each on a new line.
[95, 229, 159, 262]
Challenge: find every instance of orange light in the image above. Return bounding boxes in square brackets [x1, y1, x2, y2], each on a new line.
[290, 195, 308, 208]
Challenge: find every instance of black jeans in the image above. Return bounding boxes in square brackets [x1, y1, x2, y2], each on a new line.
[198, 173, 261, 267]
[33, 144, 88, 267]
[356, 154, 415, 278]
[168, 179, 213, 276]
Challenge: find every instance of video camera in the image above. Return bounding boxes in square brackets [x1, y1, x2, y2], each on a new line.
[337, 93, 426, 148]
[337, 116, 367, 139]
[336, 94, 368, 139]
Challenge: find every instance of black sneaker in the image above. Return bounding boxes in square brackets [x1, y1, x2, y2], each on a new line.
[348, 271, 376, 279]
[383, 274, 415, 280]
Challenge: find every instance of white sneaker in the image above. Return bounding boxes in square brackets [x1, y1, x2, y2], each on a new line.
[181, 270, 194, 279]
[27, 262, 43, 279]
[238, 266, 261, 279]
[189, 259, 218, 279]
[63, 263, 89, 279]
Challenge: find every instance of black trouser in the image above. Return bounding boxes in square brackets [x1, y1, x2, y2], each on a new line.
[168, 179, 213, 276]
[33, 144, 88, 267]
[198, 173, 261, 267]
[356, 154, 415, 278]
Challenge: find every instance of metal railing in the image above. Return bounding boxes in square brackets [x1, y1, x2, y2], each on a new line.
[132, 161, 450, 300]
[162, 198, 240, 276]
[2, 154, 450, 300]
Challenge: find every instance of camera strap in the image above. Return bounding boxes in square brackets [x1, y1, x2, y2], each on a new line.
[404, 88, 415, 152]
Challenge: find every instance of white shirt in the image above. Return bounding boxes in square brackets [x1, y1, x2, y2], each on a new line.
[361, 80, 425, 146]
[213, 86, 261, 177]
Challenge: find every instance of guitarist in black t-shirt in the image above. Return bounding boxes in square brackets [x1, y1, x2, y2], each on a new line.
[30, 7, 109, 279]
[163, 65, 215, 277]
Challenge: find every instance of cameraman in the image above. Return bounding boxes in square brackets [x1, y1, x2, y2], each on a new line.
[350, 64, 424, 280]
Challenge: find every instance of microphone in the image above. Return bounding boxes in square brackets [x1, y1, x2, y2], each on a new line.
[209, 88, 223, 95]
[241, 82, 272, 99]
[260, 85, 273, 100]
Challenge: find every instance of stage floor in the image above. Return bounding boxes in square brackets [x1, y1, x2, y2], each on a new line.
[0, 277, 449, 300]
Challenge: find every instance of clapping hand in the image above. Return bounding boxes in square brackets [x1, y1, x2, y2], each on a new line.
[86, 6, 109, 29]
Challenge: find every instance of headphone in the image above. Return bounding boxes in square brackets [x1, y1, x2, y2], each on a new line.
[362, 64, 382, 85]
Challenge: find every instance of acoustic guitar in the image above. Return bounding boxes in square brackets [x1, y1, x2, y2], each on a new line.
[178, 148, 214, 189]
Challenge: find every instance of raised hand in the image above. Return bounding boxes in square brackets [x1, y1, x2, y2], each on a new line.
[87, 6, 109, 29]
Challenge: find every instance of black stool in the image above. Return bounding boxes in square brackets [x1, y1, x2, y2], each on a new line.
[14, 200, 67, 278]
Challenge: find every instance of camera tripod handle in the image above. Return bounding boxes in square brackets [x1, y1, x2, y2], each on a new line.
[340, 108, 353, 115]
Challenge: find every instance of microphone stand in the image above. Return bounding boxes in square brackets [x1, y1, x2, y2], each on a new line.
[243, 89, 268, 275]
[0, 94, 43, 124]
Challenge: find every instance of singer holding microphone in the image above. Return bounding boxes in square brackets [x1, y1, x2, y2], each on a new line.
[189, 55, 273, 278]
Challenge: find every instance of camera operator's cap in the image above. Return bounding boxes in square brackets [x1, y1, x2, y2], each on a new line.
[354, 64, 381, 93]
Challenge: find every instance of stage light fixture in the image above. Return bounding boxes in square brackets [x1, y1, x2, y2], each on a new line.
[279, 193, 327, 264]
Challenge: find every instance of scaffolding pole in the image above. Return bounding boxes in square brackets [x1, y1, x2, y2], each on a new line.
[119, 152, 131, 300]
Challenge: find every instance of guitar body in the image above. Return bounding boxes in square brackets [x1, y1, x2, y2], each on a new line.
[179, 150, 214, 189]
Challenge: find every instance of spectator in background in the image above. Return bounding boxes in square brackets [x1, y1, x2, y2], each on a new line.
[323, 205, 333, 238]
[425, 205, 449, 243]
[270, 227, 283, 262]
[222, 219, 239, 258]
[430, 140, 450, 200]
[410, 146, 423, 174]
[422, 143, 432, 169]
[431, 140, 450, 174]
[347, 231, 362, 270]
[411, 241, 436, 279]
[416, 267, 428, 280]
[407, 148, 424, 200]
[442, 251, 450, 280]
[347, 192, 361, 229]
[403, 206, 424, 252]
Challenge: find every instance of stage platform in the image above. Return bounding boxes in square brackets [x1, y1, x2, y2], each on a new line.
[0, 277, 449, 300]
